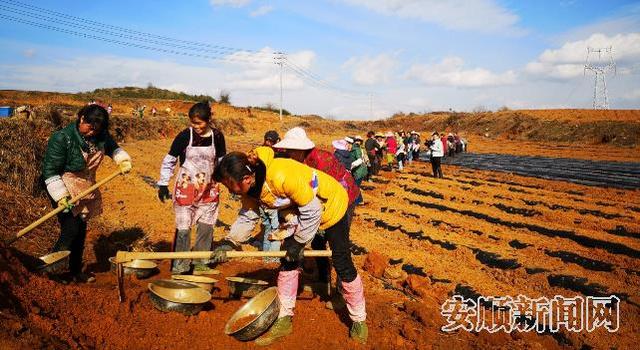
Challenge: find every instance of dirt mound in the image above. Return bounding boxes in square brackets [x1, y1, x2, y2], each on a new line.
[362, 251, 389, 278]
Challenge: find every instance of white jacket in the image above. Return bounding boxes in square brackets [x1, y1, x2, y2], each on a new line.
[429, 139, 444, 157]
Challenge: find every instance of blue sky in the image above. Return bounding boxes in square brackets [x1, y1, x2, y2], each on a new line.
[1, 0, 639, 119]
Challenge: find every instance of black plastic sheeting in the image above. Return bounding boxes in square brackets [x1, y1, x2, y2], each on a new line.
[425, 153, 640, 189]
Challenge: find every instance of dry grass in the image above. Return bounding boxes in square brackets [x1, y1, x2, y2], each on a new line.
[0, 118, 53, 195]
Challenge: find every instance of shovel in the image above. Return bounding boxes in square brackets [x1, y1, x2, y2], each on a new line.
[6, 170, 124, 245]
[114, 249, 333, 302]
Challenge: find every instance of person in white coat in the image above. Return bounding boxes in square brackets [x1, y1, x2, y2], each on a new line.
[428, 132, 444, 178]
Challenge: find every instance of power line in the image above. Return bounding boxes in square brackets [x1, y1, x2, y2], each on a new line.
[0, 12, 275, 64]
[0, 1, 367, 94]
[1, 0, 374, 114]
[0, 4, 275, 59]
[284, 59, 370, 98]
[1, 0, 276, 56]
[0, 9, 370, 99]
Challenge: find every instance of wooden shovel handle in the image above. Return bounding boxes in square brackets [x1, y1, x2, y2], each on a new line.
[8, 170, 123, 245]
[114, 249, 332, 263]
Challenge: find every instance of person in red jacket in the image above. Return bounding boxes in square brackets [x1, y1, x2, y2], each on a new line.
[384, 131, 397, 170]
[273, 127, 360, 305]
[440, 133, 448, 158]
[274, 127, 360, 206]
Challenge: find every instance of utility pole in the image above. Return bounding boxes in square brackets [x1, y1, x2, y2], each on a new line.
[584, 47, 616, 110]
[275, 53, 285, 121]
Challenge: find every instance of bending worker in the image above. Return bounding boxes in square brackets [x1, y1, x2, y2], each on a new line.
[212, 147, 367, 345]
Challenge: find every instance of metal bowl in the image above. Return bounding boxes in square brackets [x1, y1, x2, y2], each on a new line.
[109, 257, 158, 279]
[226, 277, 269, 298]
[36, 251, 70, 274]
[225, 287, 280, 341]
[148, 279, 211, 316]
[171, 275, 218, 292]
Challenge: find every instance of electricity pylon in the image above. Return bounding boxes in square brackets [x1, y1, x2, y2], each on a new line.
[584, 47, 616, 110]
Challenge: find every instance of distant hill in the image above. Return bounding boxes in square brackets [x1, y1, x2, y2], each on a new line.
[77, 86, 216, 102]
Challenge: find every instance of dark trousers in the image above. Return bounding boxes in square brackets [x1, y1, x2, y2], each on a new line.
[52, 210, 87, 274]
[354, 178, 364, 205]
[368, 153, 380, 176]
[431, 156, 443, 178]
[282, 208, 357, 284]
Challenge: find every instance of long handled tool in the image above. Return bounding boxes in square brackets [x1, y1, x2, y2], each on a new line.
[6, 170, 124, 245]
[114, 250, 333, 302]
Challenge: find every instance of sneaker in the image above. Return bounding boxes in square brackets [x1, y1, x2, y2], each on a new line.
[255, 316, 293, 346]
[192, 264, 215, 275]
[350, 321, 368, 344]
[72, 272, 96, 283]
[49, 273, 71, 285]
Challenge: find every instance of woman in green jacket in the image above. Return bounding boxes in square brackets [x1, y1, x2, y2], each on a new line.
[42, 104, 132, 283]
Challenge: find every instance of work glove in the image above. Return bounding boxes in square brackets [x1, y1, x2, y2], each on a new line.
[158, 185, 171, 203]
[282, 237, 305, 264]
[212, 242, 234, 263]
[118, 160, 132, 174]
[57, 197, 74, 213]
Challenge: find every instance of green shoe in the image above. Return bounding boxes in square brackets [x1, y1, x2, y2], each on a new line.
[192, 264, 213, 275]
[255, 316, 293, 346]
[350, 321, 368, 344]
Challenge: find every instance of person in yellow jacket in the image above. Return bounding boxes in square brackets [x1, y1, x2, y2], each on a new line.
[212, 147, 367, 346]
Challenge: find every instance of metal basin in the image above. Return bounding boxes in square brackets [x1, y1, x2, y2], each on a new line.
[109, 257, 158, 279]
[36, 251, 70, 274]
[225, 287, 280, 341]
[148, 279, 211, 316]
[226, 277, 269, 298]
[172, 275, 218, 292]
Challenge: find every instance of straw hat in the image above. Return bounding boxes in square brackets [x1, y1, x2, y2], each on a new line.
[332, 139, 349, 151]
[354, 135, 363, 141]
[273, 127, 315, 150]
[375, 132, 384, 138]
[344, 136, 354, 144]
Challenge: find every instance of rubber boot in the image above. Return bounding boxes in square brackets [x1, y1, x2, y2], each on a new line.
[255, 316, 293, 346]
[194, 223, 213, 264]
[172, 229, 191, 274]
[350, 321, 368, 344]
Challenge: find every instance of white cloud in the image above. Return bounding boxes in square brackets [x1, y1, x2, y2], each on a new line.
[210, 0, 251, 7]
[223, 47, 315, 90]
[250, 5, 273, 17]
[342, 53, 397, 85]
[287, 50, 316, 69]
[340, 0, 522, 33]
[525, 32, 640, 80]
[0, 47, 316, 95]
[405, 56, 517, 87]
